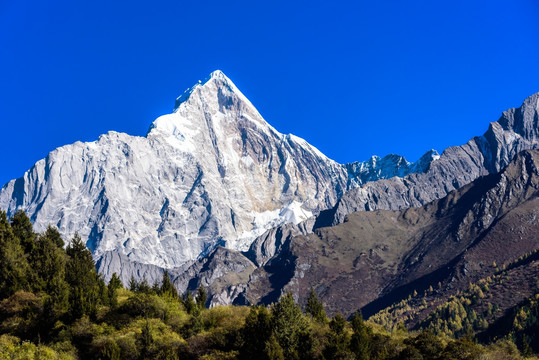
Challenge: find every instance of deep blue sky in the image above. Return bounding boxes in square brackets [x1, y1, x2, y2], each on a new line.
[1, 1, 539, 186]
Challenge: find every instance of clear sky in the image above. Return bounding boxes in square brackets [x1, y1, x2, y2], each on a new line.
[1, 1, 539, 186]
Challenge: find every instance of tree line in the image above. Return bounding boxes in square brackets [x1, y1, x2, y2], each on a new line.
[0, 210, 536, 359]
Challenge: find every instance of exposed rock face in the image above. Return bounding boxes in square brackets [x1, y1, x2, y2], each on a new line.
[0, 70, 447, 282]
[0, 71, 353, 279]
[346, 150, 440, 188]
[0, 68, 537, 307]
[245, 217, 316, 267]
[247, 150, 539, 317]
[169, 246, 256, 307]
[320, 93, 539, 227]
[95, 251, 166, 286]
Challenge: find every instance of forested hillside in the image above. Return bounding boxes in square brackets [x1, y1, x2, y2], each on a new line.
[0, 210, 537, 359]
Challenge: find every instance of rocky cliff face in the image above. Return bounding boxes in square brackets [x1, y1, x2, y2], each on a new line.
[0, 70, 448, 282]
[245, 149, 539, 317]
[1, 70, 537, 297]
[173, 90, 539, 310]
[0, 71, 353, 279]
[319, 93, 539, 227]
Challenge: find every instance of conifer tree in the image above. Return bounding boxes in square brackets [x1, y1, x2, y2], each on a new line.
[324, 313, 352, 360]
[151, 280, 160, 294]
[30, 233, 69, 318]
[43, 225, 64, 248]
[196, 285, 207, 309]
[305, 288, 326, 323]
[184, 290, 197, 314]
[0, 211, 31, 297]
[108, 273, 122, 309]
[160, 270, 177, 298]
[10, 210, 35, 254]
[109, 272, 123, 290]
[65, 233, 100, 319]
[140, 317, 153, 358]
[137, 278, 151, 294]
[242, 306, 273, 360]
[129, 275, 137, 292]
[351, 312, 372, 360]
[265, 335, 285, 360]
[271, 292, 312, 359]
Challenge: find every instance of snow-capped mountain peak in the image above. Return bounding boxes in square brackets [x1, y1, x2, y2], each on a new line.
[0, 71, 350, 277]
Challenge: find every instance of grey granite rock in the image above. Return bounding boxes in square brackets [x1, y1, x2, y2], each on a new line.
[322, 92, 539, 227]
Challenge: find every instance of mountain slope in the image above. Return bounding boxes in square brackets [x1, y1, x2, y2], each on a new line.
[0, 71, 350, 277]
[242, 149, 539, 318]
[0, 71, 448, 283]
[318, 92, 539, 227]
[0, 71, 537, 292]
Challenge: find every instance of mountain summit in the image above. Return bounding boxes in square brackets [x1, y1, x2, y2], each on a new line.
[2, 71, 535, 287]
[0, 71, 352, 277]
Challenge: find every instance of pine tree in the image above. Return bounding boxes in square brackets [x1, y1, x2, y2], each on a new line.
[305, 288, 326, 323]
[29, 233, 69, 319]
[351, 312, 372, 360]
[271, 292, 312, 359]
[0, 211, 31, 297]
[404, 330, 443, 360]
[196, 286, 207, 309]
[265, 335, 285, 360]
[129, 275, 137, 292]
[108, 273, 122, 309]
[242, 306, 273, 360]
[65, 233, 100, 319]
[324, 313, 352, 360]
[151, 280, 160, 294]
[184, 290, 197, 314]
[10, 210, 35, 254]
[109, 272, 123, 290]
[137, 278, 151, 294]
[43, 225, 64, 248]
[160, 270, 177, 298]
[140, 317, 153, 358]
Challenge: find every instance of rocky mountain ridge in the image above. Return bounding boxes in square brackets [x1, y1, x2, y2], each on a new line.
[0, 71, 440, 283]
[0, 71, 538, 302]
[166, 91, 539, 311]
[186, 149, 539, 316]
[321, 92, 539, 226]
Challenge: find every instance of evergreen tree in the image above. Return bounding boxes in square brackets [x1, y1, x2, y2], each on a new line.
[10, 210, 35, 254]
[183, 290, 197, 315]
[109, 272, 123, 290]
[65, 233, 100, 319]
[140, 317, 153, 358]
[351, 312, 372, 360]
[43, 225, 64, 248]
[271, 292, 312, 360]
[0, 211, 31, 297]
[29, 233, 69, 319]
[324, 313, 352, 360]
[241, 306, 273, 360]
[196, 285, 207, 309]
[265, 334, 285, 360]
[137, 278, 151, 294]
[108, 273, 122, 309]
[160, 270, 177, 298]
[403, 330, 443, 360]
[129, 275, 137, 292]
[305, 288, 326, 323]
[151, 280, 160, 294]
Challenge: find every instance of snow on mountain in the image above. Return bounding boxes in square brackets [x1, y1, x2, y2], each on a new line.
[0, 70, 443, 280]
[0, 71, 354, 274]
[346, 149, 440, 187]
